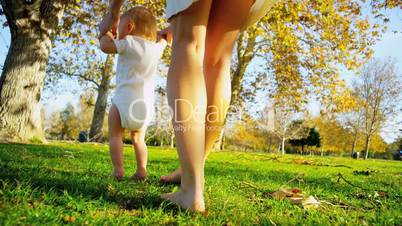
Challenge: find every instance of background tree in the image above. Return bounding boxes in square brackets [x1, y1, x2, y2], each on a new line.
[47, 0, 115, 142]
[45, 94, 99, 141]
[146, 87, 175, 147]
[227, 115, 269, 152]
[78, 90, 96, 133]
[289, 127, 321, 154]
[271, 102, 308, 154]
[355, 59, 401, 159]
[48, 103, 81, 140]
[311, 115, 338, 156]
[338, 95, 365, 156]
[218, 0, 388, 149]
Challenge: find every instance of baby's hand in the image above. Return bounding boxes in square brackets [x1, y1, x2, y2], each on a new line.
[157, 25, 173, 45]
[105, 31, 116, 39]
[98, 31, 116, 41]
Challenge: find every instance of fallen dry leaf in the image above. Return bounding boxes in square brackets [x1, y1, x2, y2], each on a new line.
[271, 188, 304, 200]
[291, 188, 302, 194]
[302, 196, 320, 209]
[270, 188, 320, 209]
[293, 159, 314, 165]
[289, 197, 304, 205]
[377, 191, 388, 197]
[63, 215, 76, 223]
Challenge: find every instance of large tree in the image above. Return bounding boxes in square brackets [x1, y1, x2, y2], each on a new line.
[339, 104, 365, 156]
[355, 59, 401, 159]
[0, 0, 72, 141]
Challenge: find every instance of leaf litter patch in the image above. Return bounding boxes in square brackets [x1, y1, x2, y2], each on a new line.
[241, 170, 391, 211]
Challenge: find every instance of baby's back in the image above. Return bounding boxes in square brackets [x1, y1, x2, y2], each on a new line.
[114, 35, 166, 93]
[111, 35, 167, 130]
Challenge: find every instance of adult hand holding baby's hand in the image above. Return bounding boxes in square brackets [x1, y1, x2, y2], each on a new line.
[157, 25, 173, 46]
[99, 12, 119, 38]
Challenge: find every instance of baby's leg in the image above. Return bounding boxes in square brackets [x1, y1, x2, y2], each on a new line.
[130, 130, 147, 180]
[108, 104, 125, 180]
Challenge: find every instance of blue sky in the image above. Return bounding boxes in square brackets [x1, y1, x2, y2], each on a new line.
[0, 7, 401, 143]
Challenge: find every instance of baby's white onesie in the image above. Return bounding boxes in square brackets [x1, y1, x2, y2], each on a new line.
[112, 35, 166, 131]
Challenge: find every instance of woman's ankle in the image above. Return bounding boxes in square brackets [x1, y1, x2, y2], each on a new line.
[180, 178, 204, 196]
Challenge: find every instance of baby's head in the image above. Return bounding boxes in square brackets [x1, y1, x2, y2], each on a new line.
[118, 6, 157, 41]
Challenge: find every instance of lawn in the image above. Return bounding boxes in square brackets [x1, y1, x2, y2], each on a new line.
[0, 142, 401, 225]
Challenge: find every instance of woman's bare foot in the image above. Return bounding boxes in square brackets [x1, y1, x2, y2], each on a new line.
[161, 189, 205, 212]
[160, 168, 181, 184]
[130, 168, 147, 181]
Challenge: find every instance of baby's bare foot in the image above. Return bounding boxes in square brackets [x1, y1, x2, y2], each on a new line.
[160, 168, 181, 184]
[111, 169, 124, 181]
[161, 189, 205, 212]
[130, 169, 147, 181]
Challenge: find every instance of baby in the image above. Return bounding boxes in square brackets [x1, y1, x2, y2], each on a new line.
[99, 6, 170, 180]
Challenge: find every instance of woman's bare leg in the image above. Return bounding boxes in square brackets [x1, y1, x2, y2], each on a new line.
[204, 0, 254, 158]
[108, 104, 125, 180]
[160, 0, 212, 212]
[130, 130, 147, 180]
[161, 0, 254, 184]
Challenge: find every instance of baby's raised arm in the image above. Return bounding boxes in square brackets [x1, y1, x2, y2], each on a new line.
[99, 32, 118, 54]
[99, 0, 124, 37]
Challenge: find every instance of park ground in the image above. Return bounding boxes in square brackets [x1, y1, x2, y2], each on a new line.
[0, 142, 401, 225]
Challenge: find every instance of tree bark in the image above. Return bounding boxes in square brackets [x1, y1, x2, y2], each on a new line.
[268, 135, 272, 153]
[364, 135, 371, 160]
[230, 31, 256, 108]
[89, 55, 114, 142]
[170, 132, 174, 148]
[281, 137, 285, 155]
[0, 0, 65, 142]
[215, 127, 225, 151]
[351, 134, 358, 157]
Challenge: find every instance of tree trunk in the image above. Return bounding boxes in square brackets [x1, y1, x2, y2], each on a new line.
[89, 55, 114, 142]
[268, 135, 272, 153]
[0, 0, 65, 142]
[364, 135, 371, 160]
[170, 132, 175, 148]
[281, 137, 285, 155]
[351, 133, 358, 157]
[216, 127, 225, 151]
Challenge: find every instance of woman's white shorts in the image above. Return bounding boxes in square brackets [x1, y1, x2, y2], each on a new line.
[166, 0, 278, 27]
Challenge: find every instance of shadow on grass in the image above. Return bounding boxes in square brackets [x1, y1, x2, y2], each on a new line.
[0, 142, 375, 211]
[0, 143, 184, 213]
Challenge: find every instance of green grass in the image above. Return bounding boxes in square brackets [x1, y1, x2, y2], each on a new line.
[0, 142, 401, 225]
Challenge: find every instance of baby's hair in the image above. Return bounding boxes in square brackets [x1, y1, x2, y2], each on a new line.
[123, 6, 157, 42]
